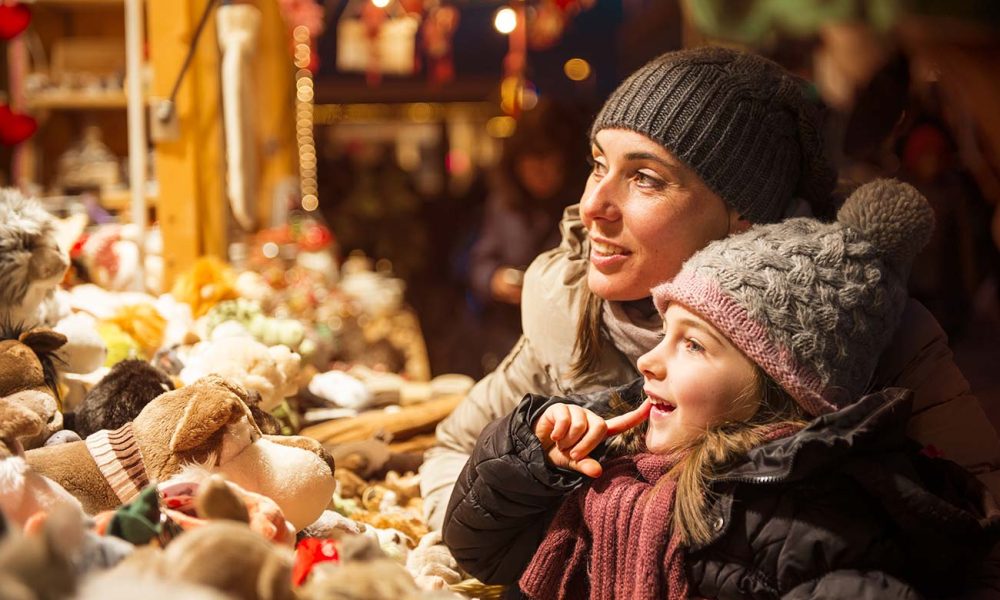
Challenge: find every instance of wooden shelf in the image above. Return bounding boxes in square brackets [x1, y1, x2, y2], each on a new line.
[26, 90, 131, 110]
[33, 0, 124, 7]
[101, 188, 158, 210]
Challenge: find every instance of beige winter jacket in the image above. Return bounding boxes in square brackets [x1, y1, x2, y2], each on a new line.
[420, 205, 1000, 530]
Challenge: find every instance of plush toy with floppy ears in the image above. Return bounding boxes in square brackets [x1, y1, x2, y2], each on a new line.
[0, 325, 67, 449]
[25, 375, 335, 530]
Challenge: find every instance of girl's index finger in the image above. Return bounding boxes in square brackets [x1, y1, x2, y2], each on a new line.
[605, 400, 651, 436]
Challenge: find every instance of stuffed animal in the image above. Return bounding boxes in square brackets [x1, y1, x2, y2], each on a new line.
[72, 359, 174, 438]
[156, 471, 295, 546]
[0, 325, 66, 449]
[25, 375, 335, 530]
[0, 190, 107, 374]
[179, 337, 301, 411]
[0, 189, 68, 330]
[107, 520, 294, 600]
[0, 396, 84, 528]
[0, 507, 80, 600]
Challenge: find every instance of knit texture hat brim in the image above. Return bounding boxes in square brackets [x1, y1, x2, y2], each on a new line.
[653, 272, 837, 417]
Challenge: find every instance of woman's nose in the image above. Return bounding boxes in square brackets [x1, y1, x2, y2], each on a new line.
[580, 176, 620, 224]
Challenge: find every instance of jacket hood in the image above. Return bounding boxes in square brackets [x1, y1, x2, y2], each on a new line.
[721, 387, 914, 484]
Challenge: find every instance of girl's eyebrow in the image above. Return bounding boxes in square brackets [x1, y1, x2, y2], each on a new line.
[676, 316, 726, 347]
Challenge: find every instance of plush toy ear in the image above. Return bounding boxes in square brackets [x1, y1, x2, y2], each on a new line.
[169, 386, 247, 453]
[19, 329, 68, 355]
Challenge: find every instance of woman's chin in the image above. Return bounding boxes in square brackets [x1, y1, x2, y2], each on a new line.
[586, 271, 649, 302]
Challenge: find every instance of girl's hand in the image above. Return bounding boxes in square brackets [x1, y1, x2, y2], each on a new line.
[533, 401, 651, 478]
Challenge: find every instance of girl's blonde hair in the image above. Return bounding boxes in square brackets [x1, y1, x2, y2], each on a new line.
[668, 368, 806, 546]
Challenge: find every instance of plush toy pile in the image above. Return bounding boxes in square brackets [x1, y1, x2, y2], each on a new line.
[0, 190, 484, 598]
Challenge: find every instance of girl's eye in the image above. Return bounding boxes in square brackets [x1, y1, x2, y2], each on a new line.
[684, 338, 705, 353]
[634, 170, 666, 190]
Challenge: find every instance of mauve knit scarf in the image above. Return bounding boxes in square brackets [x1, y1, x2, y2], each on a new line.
[520, 425, 800, 600]
[519, 453, 688, 600]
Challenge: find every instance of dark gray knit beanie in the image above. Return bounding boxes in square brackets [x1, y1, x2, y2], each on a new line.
[592, 46, 836, 223]
[651, 179, 934, 416]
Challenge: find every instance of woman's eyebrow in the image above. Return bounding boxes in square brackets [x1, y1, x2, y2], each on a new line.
[624, 151, 680, 172]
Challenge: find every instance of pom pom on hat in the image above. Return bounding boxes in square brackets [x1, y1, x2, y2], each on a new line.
[838, 178, 935, 269]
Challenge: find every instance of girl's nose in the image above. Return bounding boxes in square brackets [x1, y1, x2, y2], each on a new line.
[637, 341, 666, 380]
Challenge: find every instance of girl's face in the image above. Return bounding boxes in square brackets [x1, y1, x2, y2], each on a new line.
[637, 303, 760, 454]
[581, 129, 741, 302]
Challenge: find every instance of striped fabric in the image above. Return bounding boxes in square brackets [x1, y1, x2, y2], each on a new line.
[85, 422, 150, 504]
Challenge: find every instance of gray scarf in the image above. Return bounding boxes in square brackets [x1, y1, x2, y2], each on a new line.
[601, 297, 662, 367]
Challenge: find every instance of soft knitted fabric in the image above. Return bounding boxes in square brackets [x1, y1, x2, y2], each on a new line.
[518, 424, 799, 600]
[519, 453, 688, 600]
[85, 422, 149, 504]
[591, 46, 836, 223]
[653, 179, 935, 416]
[602, 298, 661, 367]
[518, 424, 796, 600]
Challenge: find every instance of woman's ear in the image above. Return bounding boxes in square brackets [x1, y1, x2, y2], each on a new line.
[728, 211, 752, 235]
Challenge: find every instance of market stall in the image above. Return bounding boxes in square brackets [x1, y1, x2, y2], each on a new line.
[2, 0, 999, 598]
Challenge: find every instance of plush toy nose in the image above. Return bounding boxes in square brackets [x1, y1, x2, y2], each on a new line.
[28, 244, 69, 281]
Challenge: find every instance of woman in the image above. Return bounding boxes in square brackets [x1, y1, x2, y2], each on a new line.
[420, 46, 1000, 531]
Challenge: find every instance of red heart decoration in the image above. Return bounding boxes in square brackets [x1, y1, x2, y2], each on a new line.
[0, 104, 38, 146]
[0, 3, 31, 40]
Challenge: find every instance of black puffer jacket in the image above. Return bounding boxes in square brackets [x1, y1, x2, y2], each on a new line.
[443, 381, 1000, 599]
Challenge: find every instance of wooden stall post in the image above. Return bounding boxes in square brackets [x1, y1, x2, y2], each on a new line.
[147, 0, 227, 288]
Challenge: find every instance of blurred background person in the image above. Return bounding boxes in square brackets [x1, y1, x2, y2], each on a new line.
[463, 99, 589, 374]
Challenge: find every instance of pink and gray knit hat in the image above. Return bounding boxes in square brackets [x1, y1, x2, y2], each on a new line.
[651, 179, 934, 417]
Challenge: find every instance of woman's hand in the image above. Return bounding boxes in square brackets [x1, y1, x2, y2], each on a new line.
[490, 267, 524, 305]
[533, 401, 651, 478]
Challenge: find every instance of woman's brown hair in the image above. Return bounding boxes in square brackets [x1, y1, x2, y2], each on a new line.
[570, 288, 605, 379]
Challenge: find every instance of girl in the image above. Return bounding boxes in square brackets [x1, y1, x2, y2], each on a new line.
[421, 46, 1000, 533]
[443, 179, 1000, 599]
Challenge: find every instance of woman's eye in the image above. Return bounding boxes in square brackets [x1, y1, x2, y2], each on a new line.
[587, 156, 607, 177]
[634, 170, 665, 189]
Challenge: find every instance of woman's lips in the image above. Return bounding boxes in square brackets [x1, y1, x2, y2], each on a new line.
[589, 238, 631, 271]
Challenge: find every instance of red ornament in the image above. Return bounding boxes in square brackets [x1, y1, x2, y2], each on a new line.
[0, 2, 31, 40]
[292, 537, 340, 586]
[0, 104, 38, 146]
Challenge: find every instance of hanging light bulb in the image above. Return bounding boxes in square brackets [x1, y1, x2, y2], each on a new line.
[494, 6, 517, 34]
[372, 0, 390, 8]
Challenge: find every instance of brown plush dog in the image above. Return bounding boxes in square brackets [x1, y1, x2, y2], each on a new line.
[0, 326, 66, 449]
[25, 375, 335, 530]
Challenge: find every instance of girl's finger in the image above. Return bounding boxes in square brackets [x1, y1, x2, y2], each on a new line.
[571, 412, 608, 460]
[605, 400, 652, 436]
[568, 457, 603, 478]
[558, 405, 589, 450]
[548, 404, 571, 441]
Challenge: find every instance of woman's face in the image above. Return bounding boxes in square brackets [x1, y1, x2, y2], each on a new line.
[637, 303, 760, 454]
[581, 128, 738, 301]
